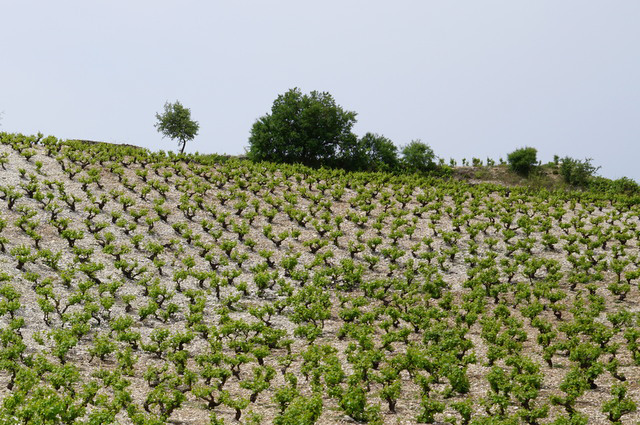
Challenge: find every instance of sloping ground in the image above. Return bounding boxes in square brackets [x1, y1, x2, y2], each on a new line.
[452, 164, 565, 189]
[0, 133, 640, 424]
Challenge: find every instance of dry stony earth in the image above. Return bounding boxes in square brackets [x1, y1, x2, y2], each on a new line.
[0, 133, 639, 424]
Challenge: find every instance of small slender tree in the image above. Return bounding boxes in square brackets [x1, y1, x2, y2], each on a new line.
[155, 101, 199, 154]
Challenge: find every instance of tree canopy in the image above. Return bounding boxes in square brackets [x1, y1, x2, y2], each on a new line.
[248, 88, 357, 168]
[401, 140, 437, 174]
[348, 133, 399, 173]
[155, 101, 199, 154]
[247, 89, 448, 176]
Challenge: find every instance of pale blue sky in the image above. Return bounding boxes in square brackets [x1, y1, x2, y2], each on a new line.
[2, 1, 639, 181]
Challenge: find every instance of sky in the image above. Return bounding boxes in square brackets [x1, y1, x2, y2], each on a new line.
[1, 1, 639, 181]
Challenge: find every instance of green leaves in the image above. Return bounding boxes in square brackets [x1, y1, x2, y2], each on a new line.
[2, 132, 640, 424]
[560, 157, 600, 187]
[155, 101, 199, 154]
[507, 146, 538, 176]
[0, 283, 21, 318]
[401, 140, 437, 174]
[248, 88, 357, 168]
[602, 383, 637, 424]
[339, 381, 381, 423]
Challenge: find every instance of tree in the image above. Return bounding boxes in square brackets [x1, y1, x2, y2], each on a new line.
[401, 140, 437, 174]
[248, 88, 357, 168]
[352, 133, 399, 172]
[507, 147, 537, 177]
[155, 101, 199, 154]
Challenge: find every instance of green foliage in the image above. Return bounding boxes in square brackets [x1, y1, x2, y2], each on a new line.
[507, 147, 537, 176]
[550, 367, 589, 414]
[401, 140, 437, 174]
[560, 157, 599, 187]
[0, 132, 640, 424]
[274, 394, 323, 425]
[155, 101, 199, 154]
[0, 364, 87, 425]
[339, 382, 381, 423]
[601, 383, 636, 424]
[0, 283, 21, 318]
[346, 132, 400, 172]
[417, 395, 445, 423]
[248, 88, 357, 168]
[588, 175, 640, 195]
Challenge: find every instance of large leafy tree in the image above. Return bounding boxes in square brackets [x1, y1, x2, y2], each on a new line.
[342, 132, 399, 172]
[401, 140, 437, 174]
[248, 88, 357, 168]
[155, 101, 199, 154]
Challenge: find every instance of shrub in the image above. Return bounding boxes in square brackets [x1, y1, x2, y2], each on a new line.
[507, 147, 537, 176]
[589, 176, 640, 195]
[559, 157, 599, 187]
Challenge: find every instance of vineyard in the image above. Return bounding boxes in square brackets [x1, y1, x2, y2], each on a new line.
[1, 133, 640, 424]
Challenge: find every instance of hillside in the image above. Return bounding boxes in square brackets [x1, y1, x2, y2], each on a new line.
[1, 133, 640, 424]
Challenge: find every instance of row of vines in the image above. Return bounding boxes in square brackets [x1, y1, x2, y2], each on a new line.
[0, 133, 639, 424]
